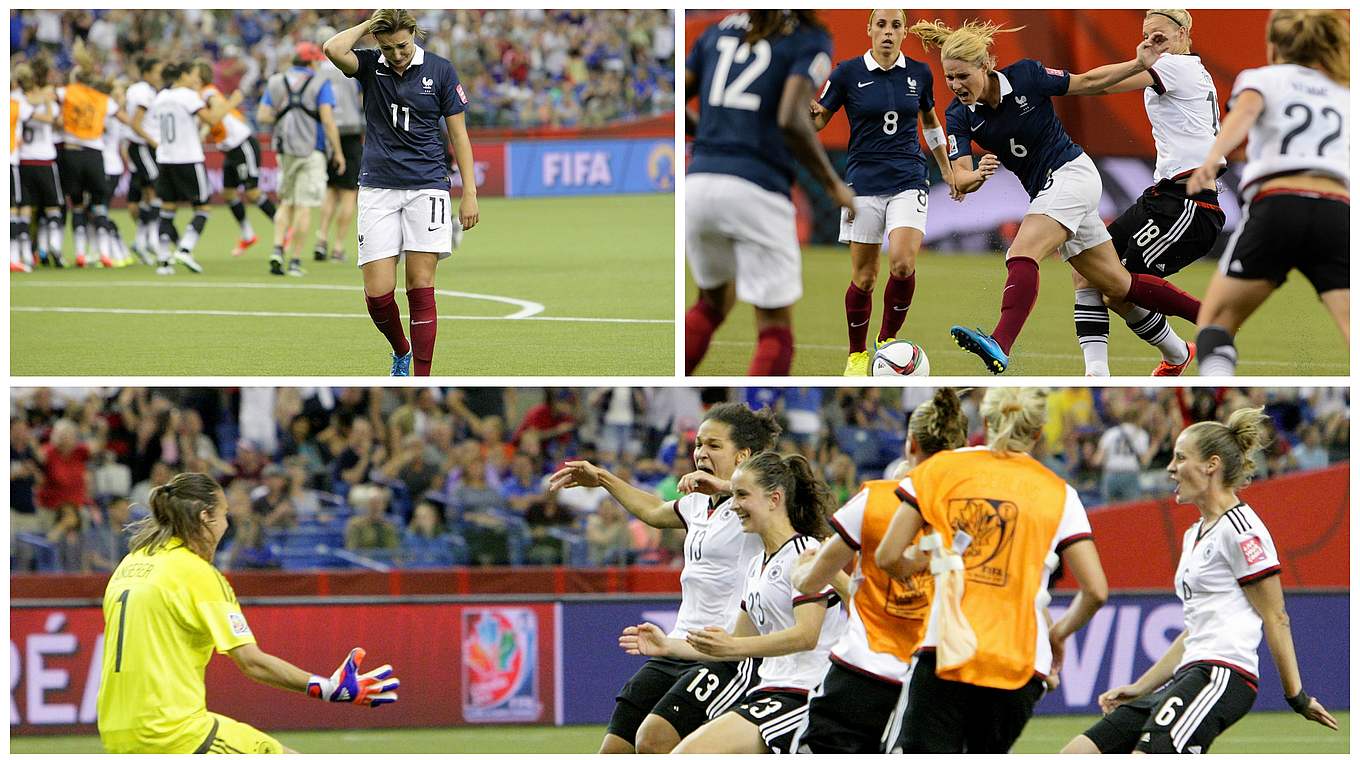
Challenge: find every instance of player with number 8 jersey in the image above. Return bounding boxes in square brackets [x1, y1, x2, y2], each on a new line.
[324, 9, 480, 377]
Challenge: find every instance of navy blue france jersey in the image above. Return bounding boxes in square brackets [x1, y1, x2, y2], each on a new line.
[349, 46, 467, 191]
[819, 52, 934, 196]
[945, 59, 1083, 199]
[687, 12, 834, 197]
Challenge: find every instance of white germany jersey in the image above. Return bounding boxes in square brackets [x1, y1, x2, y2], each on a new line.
[103, 115, 124, 174]
[124, 80, 158, 145]
[18, 97, 58, 161]
[669, 492, 763, 639]
[1144, 53, 1224, 182]
[1174, 503, 1280, 679]
[740, 535, 845, 692]
[826, 489, 911, 682]
[11, 91, 33, 166]
[151, 86, 205, 165]
[1232, 63, 1348, 201]
[201, 84, 252, 151]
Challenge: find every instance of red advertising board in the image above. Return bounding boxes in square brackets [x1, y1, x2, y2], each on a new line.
[11, 602, 556, 736]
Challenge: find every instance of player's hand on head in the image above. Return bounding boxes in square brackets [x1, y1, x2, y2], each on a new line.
[308, 647, 400, 708]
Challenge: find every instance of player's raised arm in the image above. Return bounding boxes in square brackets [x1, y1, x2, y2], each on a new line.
[549, 460, 683, 529]
[445, 112, 478, 230]
[323, 18, 373, 76]
[1065, 34, 1164, 96]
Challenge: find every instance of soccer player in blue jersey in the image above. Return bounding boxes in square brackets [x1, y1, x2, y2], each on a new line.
[685, 10, 855, 376]
[812, 9, 958, 377]
[910, 19, 1204, 374]
[323, 9, 480, 377]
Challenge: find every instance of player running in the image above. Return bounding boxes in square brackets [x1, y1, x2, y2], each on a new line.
[622, 451, 845, 754]
[1076, 9, 1225, 377]
[150, 60, 241, 275]
[684, 10, 855, 376]
[314, 24, 366, 264]
[876, 387, 1109, 752]
[324, 8, 480, 377]
[96, 472, 399, 753]
[912, 19, 1204, 374]
[195, 61, 278, 258]
[811, 10, 958, 377]
[791, 388, 967, 753]
[549, 403, 777, 754]
[1187, 10, 1349, 376]
[1063, 407, 1337, 753]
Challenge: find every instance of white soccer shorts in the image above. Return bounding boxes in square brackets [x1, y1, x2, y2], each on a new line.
[686, 172, 802, 310]
[839, 187, 929, 245]
[1026, 151, 1112, 261]
[356, 186, 458, 266]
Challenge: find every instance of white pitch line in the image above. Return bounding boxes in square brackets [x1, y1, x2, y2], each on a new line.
[12, 306, 670, 325]
[12, 280, 546, 319]
[710, 340, 1349, 371]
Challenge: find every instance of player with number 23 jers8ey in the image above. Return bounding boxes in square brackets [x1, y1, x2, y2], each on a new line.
[324, 8, 480, 377]
[96, 474, 398, 754]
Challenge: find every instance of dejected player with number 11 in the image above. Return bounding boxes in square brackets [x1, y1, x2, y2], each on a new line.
[324, 8, 480, 376]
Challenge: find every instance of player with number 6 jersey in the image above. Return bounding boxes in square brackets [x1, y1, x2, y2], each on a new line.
[1065, 408, 1337, 753]
[548, 403, 779, 754]
[324, 8, 480, 377]
[1076, 9, 1227, 378]
[96, 474, 399, 754]
[812, 10, 957, 377]
[685, 10, 855, 377]
[913, 18, 1206, 375]
[1187, 9, 1349, 377]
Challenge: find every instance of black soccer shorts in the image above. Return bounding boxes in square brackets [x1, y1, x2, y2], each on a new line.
[651, 657, 758, 739]
[606, 656, 694, 744]
[895, 651, 1046, 753]
[1083, 661, 1257, 754]
[731, 687, 812, 754]
[1218, 190, 1348, 295]
[800, 658, 905, 753]
[1108, 181, 1226, 277]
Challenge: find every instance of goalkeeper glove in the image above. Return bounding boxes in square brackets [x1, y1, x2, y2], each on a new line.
[307, 647, 400, 707]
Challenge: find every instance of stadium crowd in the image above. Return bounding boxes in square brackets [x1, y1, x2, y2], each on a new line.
[10, 386, 1347, 574]
[10, 8, 675, 129]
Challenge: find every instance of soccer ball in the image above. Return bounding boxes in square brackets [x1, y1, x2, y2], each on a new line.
[871, 340, 930, 376]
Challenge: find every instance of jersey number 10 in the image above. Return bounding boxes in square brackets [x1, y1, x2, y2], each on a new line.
[708, 37, 771, 112]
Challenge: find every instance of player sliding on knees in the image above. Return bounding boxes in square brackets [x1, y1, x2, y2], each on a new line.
[325, 8, 480, 377]
[811, 10, 959, 376]
[1186, 9, 1349, 377]
[913, 19, 1203, 374]
[1075, 9, 1226, 377]
[1062, 408, 1336, 753]
[96, 473, 399, 754]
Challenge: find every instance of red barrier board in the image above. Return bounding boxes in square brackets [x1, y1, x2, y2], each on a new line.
[11, 602, 557, 736]
[1055, 464, 1349, 591]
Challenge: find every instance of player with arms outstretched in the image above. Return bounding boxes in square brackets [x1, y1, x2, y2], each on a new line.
[1187, 10, 1349, 376]
[96, 473, 399, 753]
[324, 8, 480, 377]
[913, 19, 1204, 374]
[684, 10, 855, 376]
[1076, 9, 1225, 377]
[1063, 408, 1336, 753]
[550, 403, 778, 754]
[812, 10, 958, 376]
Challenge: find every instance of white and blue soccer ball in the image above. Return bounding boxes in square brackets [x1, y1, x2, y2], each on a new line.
[871, 340, 930, 377]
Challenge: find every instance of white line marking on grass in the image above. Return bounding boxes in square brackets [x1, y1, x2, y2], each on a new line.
[12, 306, 670, 325]
[13, 280, 545, 319]
[711, 341, 1349, 371]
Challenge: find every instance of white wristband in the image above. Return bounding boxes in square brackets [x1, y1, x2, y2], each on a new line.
[923, 126, 946, 150]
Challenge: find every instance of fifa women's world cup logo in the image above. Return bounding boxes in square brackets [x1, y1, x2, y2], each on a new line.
[946, 498, 1018, 587]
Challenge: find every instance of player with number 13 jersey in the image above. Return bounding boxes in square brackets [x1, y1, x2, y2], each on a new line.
[325, 8, 480, 377]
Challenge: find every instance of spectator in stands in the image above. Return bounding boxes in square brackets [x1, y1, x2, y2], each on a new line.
[500, 453, 543, 515]
[586, 498, 631, 566]
[515, 389, 578, 459]
[590, 387, 645, 460]
[175, 408, 234, 479]
[128, 460, 175, 516]
[1093, 404, 1155, 504]
[279, 414, 326, 488]
[825, 451, 859, 505]
[220, 481, 273, 570]
[232, 438, 269, 486]
[382, 429, 446, 505]
[451, 458, 513, 565]
[401, 501, 451, 567]
[11, 418, 44, 562]
[335, 416, 379, 488]
[36, 418, 102, 530]
[47, 504, 86, 573]
[251, 464, 297, 528]
[344, 483, 399, 553]
[83, 496, 132, 573]
[525, 488, 577, 565]
[91, 449, 132, 504]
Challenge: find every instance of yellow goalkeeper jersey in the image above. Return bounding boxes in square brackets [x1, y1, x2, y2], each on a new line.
[97, 538, 257, 752]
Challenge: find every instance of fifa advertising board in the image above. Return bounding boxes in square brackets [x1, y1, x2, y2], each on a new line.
[506, 138, 675, 196]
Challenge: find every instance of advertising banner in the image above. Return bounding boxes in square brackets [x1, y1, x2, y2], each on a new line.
[558, 599, 679, 725]
[10, 602, 557, 735]
[506, 139, 675, 197]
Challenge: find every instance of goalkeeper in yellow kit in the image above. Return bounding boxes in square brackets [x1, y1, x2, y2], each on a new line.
[96, 473, 400, 753]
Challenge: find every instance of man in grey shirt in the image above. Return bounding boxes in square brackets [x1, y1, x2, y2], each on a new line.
[313, 24, 365, 263]
[258, 42, 344, 276]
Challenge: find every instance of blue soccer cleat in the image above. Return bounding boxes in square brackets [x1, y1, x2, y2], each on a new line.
[951, 325, 1009, 374]
[390, 350, 413, 377]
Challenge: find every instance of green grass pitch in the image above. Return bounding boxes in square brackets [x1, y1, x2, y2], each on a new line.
[10, 711, 1348, 753]
[689, 246, 1349, 377]
[10, 194, 673, 376]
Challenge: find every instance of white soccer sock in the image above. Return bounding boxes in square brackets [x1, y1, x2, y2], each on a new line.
[1122, 305, 1188, 364]
[240, 218, 254, 241]
[1074, 288, 1110, 375]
